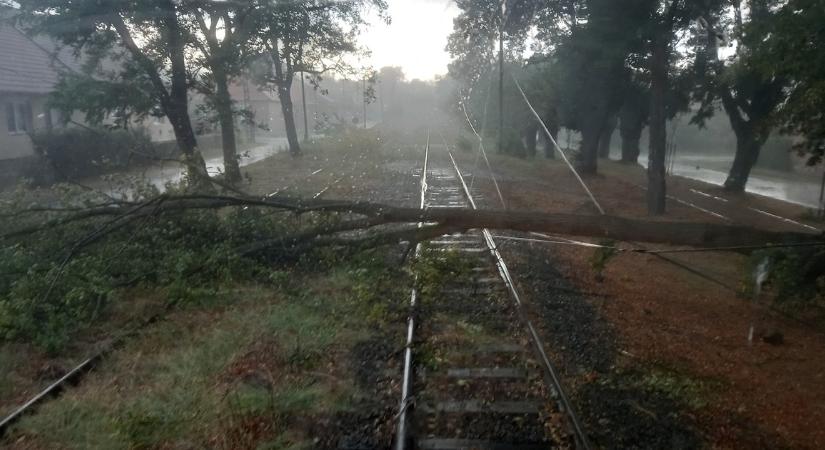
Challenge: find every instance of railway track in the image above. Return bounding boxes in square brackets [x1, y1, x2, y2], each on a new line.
[395, 133, 589, 449]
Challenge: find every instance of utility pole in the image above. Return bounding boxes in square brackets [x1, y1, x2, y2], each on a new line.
[363, 76, 367, 129]
[300, 71, 309, 141]
[498, 30, 504, 154]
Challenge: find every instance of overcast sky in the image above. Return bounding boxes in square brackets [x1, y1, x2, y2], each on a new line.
[356, 0, 460, 81]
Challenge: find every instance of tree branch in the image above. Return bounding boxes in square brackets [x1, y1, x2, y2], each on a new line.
[4, 195, 820, 249]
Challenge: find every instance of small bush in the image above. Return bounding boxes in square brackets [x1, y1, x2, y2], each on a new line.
[749, 247, 825, 304]
[30, 127, 156, 179]
[413, 246, 473, 300]
[306, 126, 384, 156]
[0, 188, 293, 353]
[456, 135, 474, 153]
[484, 128, 526, 158]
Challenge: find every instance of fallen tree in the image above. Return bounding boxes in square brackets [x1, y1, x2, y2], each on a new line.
[2, 190, 822, 351]
[4, 194, 820, 251]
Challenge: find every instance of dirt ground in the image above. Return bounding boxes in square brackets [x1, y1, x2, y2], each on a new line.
[455, 150, 825, 449]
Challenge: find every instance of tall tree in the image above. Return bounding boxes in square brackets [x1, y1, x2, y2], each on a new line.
[256, 0, 386, 156]
[185, 0, 261, 183]
[536, 0, 648, 173]
[377, 66, 405, 124]
[642, 0, 721, 214]
[694, 0, 786, 192]
[20, 0, 211, 185]
[447, 0, 536, 154]
[619, 77, 650, 163]
[753, 0, 825, 166]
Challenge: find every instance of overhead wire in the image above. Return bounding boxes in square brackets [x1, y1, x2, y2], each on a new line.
[460, 101, 507, 209]
[455, 0, 518, 210]
[491, 234, 825, 254]
[510, 73, 605, 215]
[467, 71, 496, 195]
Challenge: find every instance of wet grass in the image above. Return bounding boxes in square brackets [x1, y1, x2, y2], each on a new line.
[3, 253, 407, 449]
[637, 367, 716, 410]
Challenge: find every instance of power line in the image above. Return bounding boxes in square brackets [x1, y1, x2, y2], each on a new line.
[460, 101, 507, 209]
[510, 73, 606, 215]
[491, 234, 825, 254]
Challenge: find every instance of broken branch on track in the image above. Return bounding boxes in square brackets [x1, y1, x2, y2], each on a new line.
[3, 194, 821, 251]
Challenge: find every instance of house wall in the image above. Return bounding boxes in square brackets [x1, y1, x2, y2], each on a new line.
[0, 92, 52, 160]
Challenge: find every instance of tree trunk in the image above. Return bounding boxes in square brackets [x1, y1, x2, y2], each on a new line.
[576, 85, 610, 174]
[160, 8, 210, 186]
[577, 117, 602, 174]
[620, 131, 642, 163]
[619, 102, 644, 163]
[277, 81, 301, 156]
[724, 126, 764, 192]
[39, 195, 819, 250]
[214, 67, 242, 183]
[598, 114, 617, 159]
[543, 108, 559, 159]
[647, 34, 669, 215]
[719, 83, 774, 193]
[523, 125, 538, 158]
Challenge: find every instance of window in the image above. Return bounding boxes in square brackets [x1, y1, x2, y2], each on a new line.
[5, 101, 33, 134]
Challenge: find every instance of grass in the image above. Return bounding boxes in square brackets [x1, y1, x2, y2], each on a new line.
[636, 367, 718, 411]
[242, 127, 397, 199]
[0, 349, 13, 400]
[5, 254, 403, 449]
[0, 125, 414, 447]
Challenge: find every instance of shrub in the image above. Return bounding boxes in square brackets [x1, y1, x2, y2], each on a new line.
[306, 126, 384, 156]
[749, 247, 825, 304]
[456, 135, 474, 153]
[0, 189, 293, 353]
[484, 128, 526, 158]
[30, 127, 156, 180]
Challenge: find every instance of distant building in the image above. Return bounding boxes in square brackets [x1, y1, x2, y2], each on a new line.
[0, 6, 179, 185]
[0, 9, 76, 163]
[230, 77, 323, 140]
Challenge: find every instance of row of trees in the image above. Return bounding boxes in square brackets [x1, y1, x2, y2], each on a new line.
[17, 0, 387, 184]
[448, 0, 825, 214]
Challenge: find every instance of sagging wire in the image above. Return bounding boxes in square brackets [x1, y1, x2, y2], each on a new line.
[467, 72, 495, 195]
[491, 234, 825, 255]
[460, 100, 507, 209]
[510, 73, 606, 215]
[456, 0, 518, 211]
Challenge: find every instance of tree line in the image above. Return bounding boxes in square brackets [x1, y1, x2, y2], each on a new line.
[448, 0, 825, 214]
[14, 0, 388, 185]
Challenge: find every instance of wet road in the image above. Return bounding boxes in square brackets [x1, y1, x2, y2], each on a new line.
[639, 152, 825, 208]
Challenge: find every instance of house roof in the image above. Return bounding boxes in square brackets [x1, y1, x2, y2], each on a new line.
[0, 8, 79, 94]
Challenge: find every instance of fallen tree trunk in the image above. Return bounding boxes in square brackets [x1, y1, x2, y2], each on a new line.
[4, 194, 820, 249]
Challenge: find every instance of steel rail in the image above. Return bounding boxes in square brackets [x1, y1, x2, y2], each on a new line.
[444, 143, 593, 450]
[394, 131, 430, 450]
[0, 312, 162, 437]
[0, 355, 98, 436]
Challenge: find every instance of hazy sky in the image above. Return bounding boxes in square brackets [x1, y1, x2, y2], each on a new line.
[356, 0, 460, 81]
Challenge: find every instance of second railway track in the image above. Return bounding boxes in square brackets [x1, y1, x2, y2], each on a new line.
[395, 132, 589, 450]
